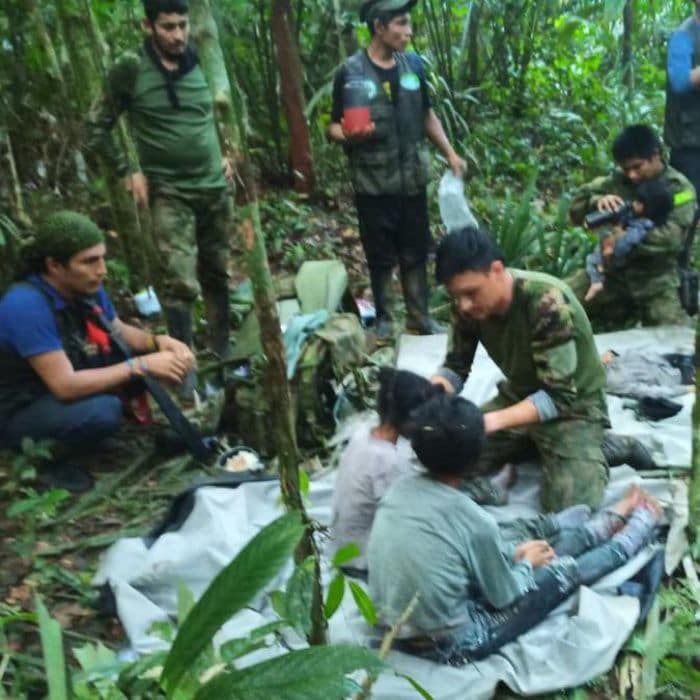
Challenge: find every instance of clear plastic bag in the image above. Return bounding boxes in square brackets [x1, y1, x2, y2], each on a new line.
[438, 170, 478, 232]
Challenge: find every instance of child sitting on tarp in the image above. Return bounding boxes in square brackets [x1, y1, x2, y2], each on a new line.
[368, 393, 662, 664]
[584, 179, 673, 301]
[329, 368, 441, 576]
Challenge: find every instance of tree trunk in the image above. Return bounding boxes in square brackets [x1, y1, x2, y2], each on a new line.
[270, 0, 315, 194]
[622, 0, 634, 98]
[190, 0, 326, 645]
[2, 129, 30, 228]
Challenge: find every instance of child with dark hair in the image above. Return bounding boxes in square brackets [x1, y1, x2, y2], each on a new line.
[329, 367, 442, 574]
[585, 179, 675, 302]
[368, 393, 662, 664]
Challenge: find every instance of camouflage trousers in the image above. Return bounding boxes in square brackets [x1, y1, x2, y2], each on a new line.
[567, 268, 688, 330]
[150, 186, 233, 310]
[476, 395, 609, 512]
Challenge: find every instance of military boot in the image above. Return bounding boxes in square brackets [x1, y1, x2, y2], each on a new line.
[400, 265, 445, 335]
[369, 267, 394, 344]
[203, 288, 232, 360]
[163, 304, 197, 401]
[602, 432, 655, 470]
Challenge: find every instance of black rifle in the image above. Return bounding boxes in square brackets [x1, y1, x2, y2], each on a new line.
[85, 302, 215, 462]
[678, 209, 699, 317]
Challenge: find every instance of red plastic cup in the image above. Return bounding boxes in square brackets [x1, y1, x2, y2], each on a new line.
[343, 105, 372, 133]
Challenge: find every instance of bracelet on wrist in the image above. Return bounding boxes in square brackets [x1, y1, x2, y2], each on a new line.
[127, 357, 148, 377]
[147, 334, 159, 352]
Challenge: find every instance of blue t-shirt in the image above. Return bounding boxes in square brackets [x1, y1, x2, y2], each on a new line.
[0, 275, 116, 360]
[668, 23, 699, 94]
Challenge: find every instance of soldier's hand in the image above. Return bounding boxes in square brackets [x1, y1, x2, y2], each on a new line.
[340, 118, 376, 143]
[597, 194, 624, 213]
[124, 171, 149, 207]
[142, 350, 191, 384]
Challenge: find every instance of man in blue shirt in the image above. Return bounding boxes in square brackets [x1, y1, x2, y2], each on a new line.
[665, 3, 700, 200]
[0, 210, 194, 489]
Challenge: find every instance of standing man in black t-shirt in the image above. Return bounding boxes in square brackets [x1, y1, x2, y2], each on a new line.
[328, 0, 465, 342]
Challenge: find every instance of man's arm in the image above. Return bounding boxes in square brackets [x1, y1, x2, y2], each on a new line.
[635, 193, 695, 257]
[667, 30, 700, 93]
[111, 318, 193, 361]
[569, 174, 617, 225]
[431, 312, 478, 393]
[86, 53, 140, 179]
[424, 109, 465, 176]
[28, 347, 193, 402]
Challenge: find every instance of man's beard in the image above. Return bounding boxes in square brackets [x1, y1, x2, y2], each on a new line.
[152, 34, 186, 62]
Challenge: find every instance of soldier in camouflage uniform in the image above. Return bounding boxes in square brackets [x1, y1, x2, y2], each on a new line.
[568, 125, 695, 329]
[431, 227, 609, 512]
[87, 0, 233, 373]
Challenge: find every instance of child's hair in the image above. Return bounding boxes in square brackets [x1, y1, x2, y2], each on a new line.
[376, 367, 442, 436]
[633, 180, 674, 226]
[409, 394, 485, 477]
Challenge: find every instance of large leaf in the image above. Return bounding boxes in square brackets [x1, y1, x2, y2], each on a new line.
[331, 542, 361, 567]
[193, 644, 385, 700]
[161, 510, 305, 694]
[35, 595, 68, 700]
[284, 556, 315, 636]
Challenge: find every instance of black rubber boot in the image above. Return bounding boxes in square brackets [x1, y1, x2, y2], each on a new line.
[203, 288, 232, 360]
[163, 304, 197, 400]
[400, 265, 445, 335]
[602, 432, 655, 470]
[368, 267, 394, 343]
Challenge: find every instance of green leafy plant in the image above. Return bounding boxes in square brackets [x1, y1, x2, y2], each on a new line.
[31, 511, 389, 700]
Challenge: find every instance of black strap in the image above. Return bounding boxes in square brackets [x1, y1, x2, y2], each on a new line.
[143, 40, 198, 109]
[83, 300, 213, 462]
[680, 208, 700, 269]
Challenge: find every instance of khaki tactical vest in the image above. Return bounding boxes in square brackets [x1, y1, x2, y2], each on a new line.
[665, 17, 700, 149]
[344, 50, 430, 196]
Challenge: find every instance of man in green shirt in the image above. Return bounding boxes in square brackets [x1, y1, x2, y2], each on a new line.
[568, 124, 695, 328]
[87, 0, 233, 373]
[431, 227, 609, 511]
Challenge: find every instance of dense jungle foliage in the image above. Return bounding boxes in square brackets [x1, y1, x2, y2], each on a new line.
[1, 1, 700, 699]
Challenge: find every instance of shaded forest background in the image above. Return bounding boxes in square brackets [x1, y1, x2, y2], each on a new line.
[0, 0, 691, 292]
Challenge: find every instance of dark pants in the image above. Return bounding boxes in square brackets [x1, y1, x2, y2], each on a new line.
[1, 393, 123, 449]
[355, 191, 432, 328]
[417, 520, 628, 665]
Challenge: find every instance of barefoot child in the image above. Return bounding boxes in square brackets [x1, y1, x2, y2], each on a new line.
[368, 393, 662, 664]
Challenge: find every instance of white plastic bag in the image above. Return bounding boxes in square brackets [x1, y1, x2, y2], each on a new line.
[438, 170, 478, 232]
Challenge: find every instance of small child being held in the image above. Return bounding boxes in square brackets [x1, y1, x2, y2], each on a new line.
[585, 180, 673, 301]
[329, 367, 442, 576]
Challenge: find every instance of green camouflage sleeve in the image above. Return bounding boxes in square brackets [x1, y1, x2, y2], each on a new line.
[569, 174, 616, 225]
[85, 52, 140, 177]
[637, 188, 695, 256]
[529, 284, 579, 414]
[440, 310, 479, 391]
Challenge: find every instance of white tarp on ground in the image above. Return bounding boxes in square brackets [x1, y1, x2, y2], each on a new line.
[94, 326, 693, 699]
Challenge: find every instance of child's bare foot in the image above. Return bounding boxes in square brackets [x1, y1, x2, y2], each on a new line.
[610, 484, 644, 519]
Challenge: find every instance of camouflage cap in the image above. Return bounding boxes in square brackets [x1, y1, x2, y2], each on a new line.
[359, 0, 418, 24]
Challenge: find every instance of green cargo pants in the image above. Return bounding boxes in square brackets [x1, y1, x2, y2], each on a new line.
[567, 268, 688, 329]
[151, 185, 233, 310]
[477, 394, 609, 512]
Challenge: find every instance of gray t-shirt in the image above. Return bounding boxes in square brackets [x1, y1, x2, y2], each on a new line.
[368, 471, 534, 637]
[330, 426, 407, 570]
